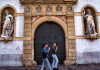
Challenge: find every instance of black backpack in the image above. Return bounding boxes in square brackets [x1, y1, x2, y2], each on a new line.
[42, 49, 47, 58]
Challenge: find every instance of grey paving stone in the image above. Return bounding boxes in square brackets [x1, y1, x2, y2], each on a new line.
[0, 64, 100, 70]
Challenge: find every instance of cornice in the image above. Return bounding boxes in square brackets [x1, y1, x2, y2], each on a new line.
[19, 0, 78, 4]
[64, 0, 78, 4]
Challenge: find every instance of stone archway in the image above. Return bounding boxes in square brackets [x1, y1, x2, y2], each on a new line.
[31, 16, 68, 65]
[34, 21, 66, 65]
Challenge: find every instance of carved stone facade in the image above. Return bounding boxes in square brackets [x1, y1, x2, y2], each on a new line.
[20, 0, 78, 66]
[56, 5, 62, 12]
[1, 0, 100, 67]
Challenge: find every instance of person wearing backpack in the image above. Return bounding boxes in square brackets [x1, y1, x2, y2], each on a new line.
[41, 43, 52, 70]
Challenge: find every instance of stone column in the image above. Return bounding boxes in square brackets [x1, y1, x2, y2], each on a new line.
[23, 4, 36, 66]
[64, 4, 76, 65]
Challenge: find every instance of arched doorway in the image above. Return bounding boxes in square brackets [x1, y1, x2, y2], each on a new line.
[34, 21, 66, 65]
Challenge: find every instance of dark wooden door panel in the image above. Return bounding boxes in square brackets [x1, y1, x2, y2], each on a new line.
[34, 21, 66, 65]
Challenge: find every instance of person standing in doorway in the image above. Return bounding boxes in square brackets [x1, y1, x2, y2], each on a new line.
[51, 43, 59, 69]
[41, 43, 52, 70]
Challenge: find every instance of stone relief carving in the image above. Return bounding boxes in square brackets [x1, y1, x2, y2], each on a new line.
[67, 5, 72, 11]
[1, 10, 14, 38]
[36, 5, 42, 13]
[83, 9, 97, 36]
[25, 5, 31, 14]
[56, 5, 62, 12]
[66, 4, 73, 15]
[46, 5, 52, 12]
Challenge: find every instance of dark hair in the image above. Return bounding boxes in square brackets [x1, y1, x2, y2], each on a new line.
[42, 43, 48, 48]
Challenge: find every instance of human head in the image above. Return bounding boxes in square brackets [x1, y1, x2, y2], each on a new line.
[5, 10, 10, 15]
[53, 42, 57, 46]
[87, 9, 92, 15]
[44, 43, 48, 48]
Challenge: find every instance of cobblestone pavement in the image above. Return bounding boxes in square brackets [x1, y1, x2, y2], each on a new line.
[0, 64, 100, 70]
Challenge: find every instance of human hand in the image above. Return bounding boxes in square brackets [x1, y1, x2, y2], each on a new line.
[48, 47, 50, 51]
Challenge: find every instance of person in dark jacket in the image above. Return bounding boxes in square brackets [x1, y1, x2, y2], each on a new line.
[51, 43, 59, 69]
[41, 43, 52, 70]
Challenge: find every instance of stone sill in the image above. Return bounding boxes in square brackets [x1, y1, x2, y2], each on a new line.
[0, 37, 31, 41]
[76, 35, 100, 39]
[68, 35, 100, 39]
[0, 35, 99, 40]
[0, 37, 13, 41]
[64, 0, 78, 3]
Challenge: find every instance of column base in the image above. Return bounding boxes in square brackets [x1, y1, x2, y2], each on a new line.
[32, 60, 37, 66]
[23, 60, 37, 67]
[64, 60, 76, 65]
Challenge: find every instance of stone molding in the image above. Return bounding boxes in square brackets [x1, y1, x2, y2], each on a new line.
[74, 12, 100, 16]
[15, 13, 24, 16]
[19, 0, 78, 4]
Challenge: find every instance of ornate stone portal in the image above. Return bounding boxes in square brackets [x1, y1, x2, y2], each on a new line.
[19, 0, 78, 66]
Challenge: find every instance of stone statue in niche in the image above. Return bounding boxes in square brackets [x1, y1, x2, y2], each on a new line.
[1, 10, 14, 38]
[83, 9, 97, 36]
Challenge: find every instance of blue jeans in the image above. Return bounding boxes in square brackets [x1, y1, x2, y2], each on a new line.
[41, 58, 52, 70]
[52, 54, 59, 68]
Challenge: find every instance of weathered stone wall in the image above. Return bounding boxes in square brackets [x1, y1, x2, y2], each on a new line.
[0, 0, 24, 66]
[76, 39, 100, 64]
[74, 0, 100, 64]
[0, 41, 23, 66]
[0, 0, 100, 66]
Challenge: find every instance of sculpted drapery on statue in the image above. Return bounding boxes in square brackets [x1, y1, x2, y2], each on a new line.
[83, 9, 97, 36]
[1, 10, 14, 38]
